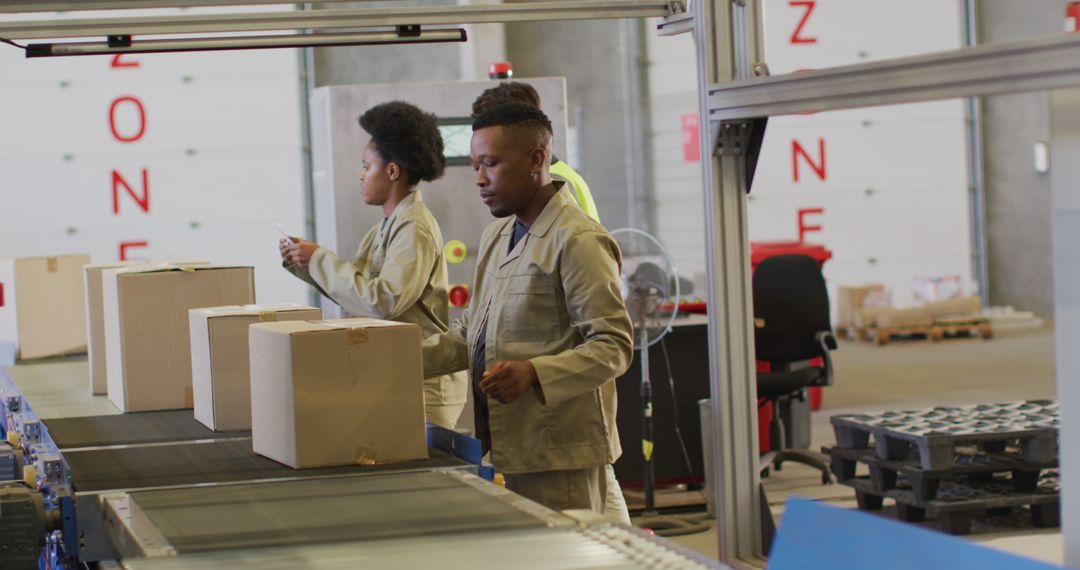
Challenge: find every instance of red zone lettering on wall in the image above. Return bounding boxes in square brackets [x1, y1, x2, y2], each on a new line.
[789, 0, 825, 242]
[109, 53, 150, 261]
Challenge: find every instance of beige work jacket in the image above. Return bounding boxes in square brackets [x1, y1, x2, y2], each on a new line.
[423, 186, 634, 473]
[287, 191, 467, 406]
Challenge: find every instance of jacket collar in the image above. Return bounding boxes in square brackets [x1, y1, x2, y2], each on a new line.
[498, 181, 570, 238]
[381, 190, 420, 238]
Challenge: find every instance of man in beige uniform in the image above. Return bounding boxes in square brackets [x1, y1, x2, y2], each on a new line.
[423, 101, 633, 523]
[282, 101, 468, 428]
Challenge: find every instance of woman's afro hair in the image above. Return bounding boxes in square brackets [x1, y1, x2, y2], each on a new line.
[359, 101, 446, 184]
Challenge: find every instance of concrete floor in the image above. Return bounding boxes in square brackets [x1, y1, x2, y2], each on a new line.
[650, 326, 1063, 566]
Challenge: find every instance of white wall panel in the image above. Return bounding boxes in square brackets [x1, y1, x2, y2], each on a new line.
[0, 6, 307, 305]
[645, 0, 974, 309]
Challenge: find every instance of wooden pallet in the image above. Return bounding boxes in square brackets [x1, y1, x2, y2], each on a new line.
[835, 326, 864, 341]
[871, 319, 992, 346]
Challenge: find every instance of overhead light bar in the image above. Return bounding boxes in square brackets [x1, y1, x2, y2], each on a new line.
[24, 26, 466, 58]
[0, 1, 671, 41]
[0, 0, 335, 13]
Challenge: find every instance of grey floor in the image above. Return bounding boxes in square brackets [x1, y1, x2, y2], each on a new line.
[655, 326, 1063, 566]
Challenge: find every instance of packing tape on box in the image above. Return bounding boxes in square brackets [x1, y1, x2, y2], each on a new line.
[354, 446, 378, 466]
[347, 329, 368, 345]
[258, 311, 278, 323]
[47, 257, 58, 273]
[150, 262, 197, 273]
[309, 321, 372, 344]
[244, 303, 303, 311]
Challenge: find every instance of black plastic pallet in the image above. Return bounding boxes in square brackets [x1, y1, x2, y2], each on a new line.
[826, 445, 1056, 501]
[831, 400, 1058, 470]
[843, 471, 1060, 535]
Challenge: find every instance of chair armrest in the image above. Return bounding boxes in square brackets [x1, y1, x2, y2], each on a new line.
[815, 331, 837, 386]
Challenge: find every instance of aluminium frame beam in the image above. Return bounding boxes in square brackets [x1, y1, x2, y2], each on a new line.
[0, 0, 672, 41]
[707, 30, 1080, 121]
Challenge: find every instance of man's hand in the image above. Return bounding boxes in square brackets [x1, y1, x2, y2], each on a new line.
[280, 237, 319, 268]
[479, 360, 539, 404]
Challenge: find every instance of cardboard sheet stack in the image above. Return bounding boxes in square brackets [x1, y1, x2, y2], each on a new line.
[836, 284, 982, 330]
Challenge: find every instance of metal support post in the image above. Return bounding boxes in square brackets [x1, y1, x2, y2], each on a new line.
[962, 0, 990, 308]
[694, 0, 765, 565]
[1050, 87, 1080, 568]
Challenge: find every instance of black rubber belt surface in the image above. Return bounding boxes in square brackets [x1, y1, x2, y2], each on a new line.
[67, 439, 465, 492]
[128, 471, 545, 553]
[44, 410, 248, 449]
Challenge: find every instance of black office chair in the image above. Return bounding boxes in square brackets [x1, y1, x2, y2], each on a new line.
[753, 254, 837, 484]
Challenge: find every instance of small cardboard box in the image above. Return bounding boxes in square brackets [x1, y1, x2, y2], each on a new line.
[0, 255, 91, 360]
[85, 259, 209, 395]
[104, 264, 255, 413]
[190, 304, 322, 432]
[249, 318, 428, 468]
[836, 284, 886, 329]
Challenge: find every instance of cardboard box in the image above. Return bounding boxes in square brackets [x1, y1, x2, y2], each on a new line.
[0, 255, 91, 360]
[249, 318, 428, 468]
[85, 259, 209, 395]
[836, 284, 886, 329]
[189, 304, 322, 431]
[104, 265, 255, 413]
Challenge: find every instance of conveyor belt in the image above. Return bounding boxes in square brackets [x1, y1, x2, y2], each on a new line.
[43, 410, 245, 449]
[115, 525, 728, 569]
[67, 439, 467, 492]
[2, 359, 119, 419]
[110, 471, 559, 555]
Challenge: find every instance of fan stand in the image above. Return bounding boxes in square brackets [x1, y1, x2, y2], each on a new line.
[632, 322, 712, 538]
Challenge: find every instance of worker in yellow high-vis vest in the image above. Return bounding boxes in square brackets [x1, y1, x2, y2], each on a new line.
[472, 82, 601, 224]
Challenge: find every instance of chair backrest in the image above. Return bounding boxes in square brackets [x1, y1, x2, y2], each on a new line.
[753, 254, 831, 363]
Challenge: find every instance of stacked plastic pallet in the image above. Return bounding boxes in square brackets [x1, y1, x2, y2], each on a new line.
[824, 400, 1060, 535]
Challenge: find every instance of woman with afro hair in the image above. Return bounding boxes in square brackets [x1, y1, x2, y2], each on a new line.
[281, 100, 468, 429]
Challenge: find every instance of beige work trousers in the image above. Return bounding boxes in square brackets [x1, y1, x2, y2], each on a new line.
[505, 464, 631, 525]
[425, 402, 466, 430]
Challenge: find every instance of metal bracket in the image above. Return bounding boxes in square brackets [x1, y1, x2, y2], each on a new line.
[657, 1, 692, 36]
[396, 24, 421, 38]
[106, 35, 131, 47]
[713, 120, 753, 157]
[711, 117, 767, 193]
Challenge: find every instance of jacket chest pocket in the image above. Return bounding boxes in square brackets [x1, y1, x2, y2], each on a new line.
[499, 273, 561, 342]
[366, 252, 385, 279]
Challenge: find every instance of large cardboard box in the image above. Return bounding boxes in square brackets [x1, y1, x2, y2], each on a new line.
[836, 284, 886, 329]
[249, 318, 428, 468]
[0, 255, 91, 360]
[104, 265, 255, 412]
[85, 259, 209, 395]
[190, 304, 322, 432]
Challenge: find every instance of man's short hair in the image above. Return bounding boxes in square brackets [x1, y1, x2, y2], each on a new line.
[472, 82, 542, 118]
[472, 101, 553, 152]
